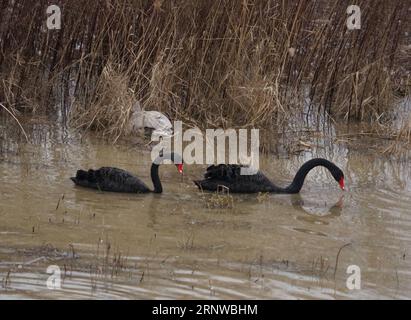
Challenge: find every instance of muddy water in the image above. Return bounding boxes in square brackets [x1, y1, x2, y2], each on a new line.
[1, 121, 411, 299]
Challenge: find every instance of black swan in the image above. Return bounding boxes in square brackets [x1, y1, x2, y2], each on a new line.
[193, 158, 344, 194]
[71, 152, 183, 193]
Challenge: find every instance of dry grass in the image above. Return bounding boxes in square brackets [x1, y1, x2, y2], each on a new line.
[0, 102, 29, 141]
[69, 63, 136, 141]
[0, 0, 410, 142]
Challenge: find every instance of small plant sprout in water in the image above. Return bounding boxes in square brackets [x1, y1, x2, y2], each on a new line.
[202, 185, 234, 209]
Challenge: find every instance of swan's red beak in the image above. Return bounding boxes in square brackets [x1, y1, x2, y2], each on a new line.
[339, 177, 345, 190]
[177, 163, 184, 174]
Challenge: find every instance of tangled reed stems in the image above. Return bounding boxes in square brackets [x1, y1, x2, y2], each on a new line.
[0, 0, 409, 141]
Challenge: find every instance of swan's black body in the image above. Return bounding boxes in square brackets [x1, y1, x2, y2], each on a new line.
[71, 153, 183, 193]
[71, 167, 152, 193]
[193, 158, 344, 194]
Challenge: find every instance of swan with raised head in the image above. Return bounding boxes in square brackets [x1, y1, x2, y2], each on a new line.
[71, 153, 183, 193]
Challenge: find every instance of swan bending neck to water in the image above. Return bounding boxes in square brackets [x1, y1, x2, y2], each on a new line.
[71, 152, 183, 193]
[127, 101, 173, 139]
[194, 158, 345, 194]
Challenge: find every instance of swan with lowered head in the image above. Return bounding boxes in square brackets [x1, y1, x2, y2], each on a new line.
[194, 158, 345, 194]
[126, 101, 173, 140]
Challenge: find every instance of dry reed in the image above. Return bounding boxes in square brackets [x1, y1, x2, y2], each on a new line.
[0, 0, 409, 141]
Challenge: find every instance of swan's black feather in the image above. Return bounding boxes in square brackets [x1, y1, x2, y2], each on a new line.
[194, 164, 277, 193]
[193, 159, 344, 194]
[71, 167, 150, 193]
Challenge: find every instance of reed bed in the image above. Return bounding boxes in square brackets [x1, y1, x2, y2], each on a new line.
[0, 0, 409, 140]
[69, 63, 136, 141]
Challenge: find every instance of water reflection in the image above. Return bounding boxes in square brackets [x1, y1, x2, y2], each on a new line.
[292, 194, 344, 217]
[1, 116, 411, 299]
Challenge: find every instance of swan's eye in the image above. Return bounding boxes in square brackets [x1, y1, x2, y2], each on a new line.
[339, 177, 345, 190]
[177, 164, 184, 173]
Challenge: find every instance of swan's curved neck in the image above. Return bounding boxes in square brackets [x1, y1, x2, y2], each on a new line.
[150, 163, 162, 193]
[149, 152, 182, 193]
[283, 158, 337, 193]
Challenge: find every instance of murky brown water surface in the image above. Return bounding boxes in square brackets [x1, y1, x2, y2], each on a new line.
[1, 117, 411, 299]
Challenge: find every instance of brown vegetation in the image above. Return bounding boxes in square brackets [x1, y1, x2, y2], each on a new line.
[0, 0, 410, 140]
